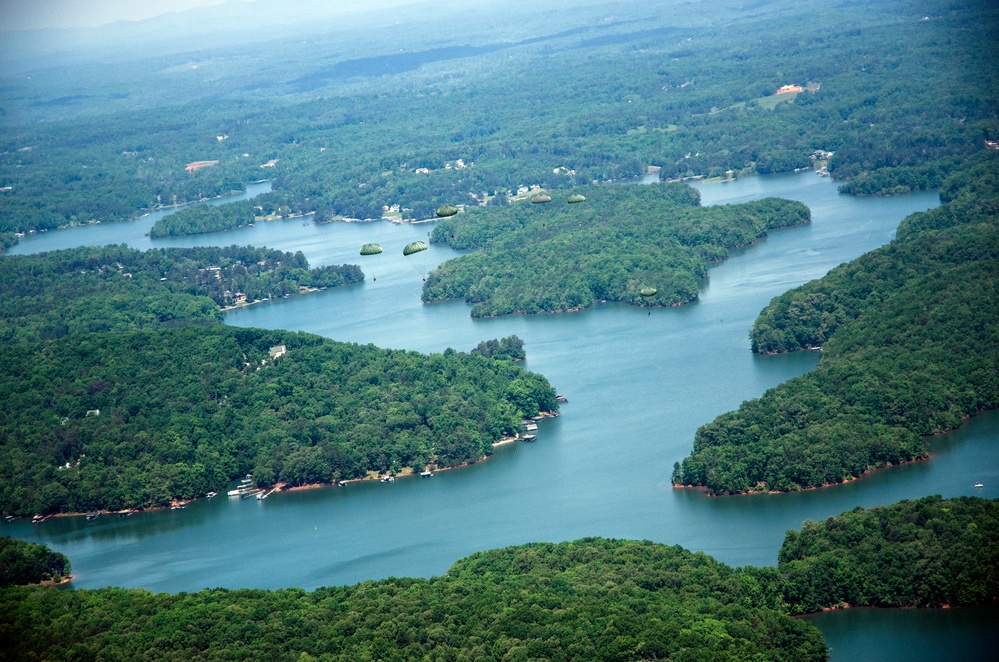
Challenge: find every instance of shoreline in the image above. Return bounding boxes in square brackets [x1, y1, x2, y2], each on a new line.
[276, 426, 541, 493]
[155, 421, 547, 499]
[794, 601, 973, 617]
[220, 286, 330, 312]
[21, 413, 558, 519]
[673, 455, 933, 496]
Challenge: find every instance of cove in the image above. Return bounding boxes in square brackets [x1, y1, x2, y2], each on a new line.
[5, 172, 996, 660]
[5, 180, 273, 256]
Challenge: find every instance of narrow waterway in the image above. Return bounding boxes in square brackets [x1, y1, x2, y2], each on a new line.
[5, 172, 995, 660]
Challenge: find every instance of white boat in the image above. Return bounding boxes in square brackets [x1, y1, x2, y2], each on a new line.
[974, 482, 984, 488]
[227, 488, 243, 496]
[206, 491, 217, 498]
[525, 423, 538, 431]
[420, 471, 433, 478]
[522, 434, 537, 442]
[380, 476, 395, 483]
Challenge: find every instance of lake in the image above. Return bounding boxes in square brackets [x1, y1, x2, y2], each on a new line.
[5, 172, 995, 660]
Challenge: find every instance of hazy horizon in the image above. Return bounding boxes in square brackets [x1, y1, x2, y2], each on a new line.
[0, 0, 430, 32]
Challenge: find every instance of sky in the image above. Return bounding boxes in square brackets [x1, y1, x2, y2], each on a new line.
[0, 0, 229, 31]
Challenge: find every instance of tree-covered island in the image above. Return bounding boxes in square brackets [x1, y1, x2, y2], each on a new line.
[2, 496, 995, 660]
[424, 184, 810, 316]
[674, 154, 999, 495]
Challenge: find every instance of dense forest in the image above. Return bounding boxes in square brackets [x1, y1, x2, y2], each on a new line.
[149, 199, 259, 238]
[0, 536, 71, 586]
[674, 154, 999, 494]
[1, 0, 996, 246]
[0, 326, 555, 515]
[3, 497, 996, 660]
[0, 538, 828, 662]
[0, 245, 362, 344]
[470, 335, 527, 362]
[424, 184, 809, 316]
[771, 496, 999, 613]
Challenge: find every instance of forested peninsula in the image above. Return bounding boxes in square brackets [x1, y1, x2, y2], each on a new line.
[3, 496, 995, 661]
[424, 184, 809, 316]
[674, 154, 999, 495]
[0, 325, 555, 515]
[0, 244, 555, 516]
[0, 245, 362, 345]
[0, 536, 71, 587]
